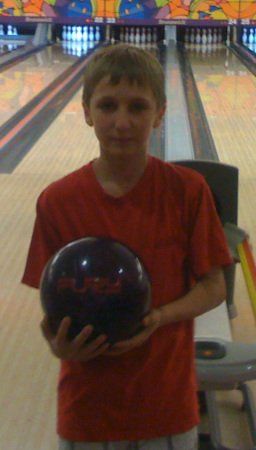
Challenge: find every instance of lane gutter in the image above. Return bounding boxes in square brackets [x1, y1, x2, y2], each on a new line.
[229, 43, 256, 77]
[0, 41, 49, 73]
[176, 42, 219, 162]
[0, 44, 100, 173]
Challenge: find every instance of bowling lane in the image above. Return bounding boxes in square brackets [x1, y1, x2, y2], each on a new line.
[188, 43, 256, 448]
[188, 43, 256, 299]
[0, 86, 99, 301]
[187, 44, 256, 178]
[0, 43, 80, 127]
[14, 86, 99, 177]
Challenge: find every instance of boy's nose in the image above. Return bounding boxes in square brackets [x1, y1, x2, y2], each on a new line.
[114, 109, 131, 130]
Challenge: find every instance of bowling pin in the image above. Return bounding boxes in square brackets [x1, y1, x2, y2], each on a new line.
[242, 28, 247, 44]
[196, 28, 201, 44]
[119, 27, 124, 42]
[213, 28, 217, 43]
[95, 26, 100, 42]
[189, 28, 194, 44]
[130, 27, 135, 43]
[62, 25, 67, 41]
[71, 26, 77, 41]
[208, 28, 213, 44]
[67, 26, 72, 40]
[202, 28, 207, 44]
[146, 27, 151, 43]
[110, 29, 115, 44]
[141, 27, 146, 44]
[125, 27, 129, 42]
[76, 26, 82, 41]
[249, 28, 254, 44]
[82, 26, 88, 41]
[135, 27, 140, 44]
[89, 26, 94, 41]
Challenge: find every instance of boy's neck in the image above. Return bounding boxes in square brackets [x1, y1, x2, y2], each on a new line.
[92, 154, 149, 197]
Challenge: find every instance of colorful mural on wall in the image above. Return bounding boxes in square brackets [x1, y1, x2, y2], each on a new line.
[0, 0, 255, 23]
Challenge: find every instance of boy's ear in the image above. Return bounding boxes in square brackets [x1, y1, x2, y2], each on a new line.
[82, 102, 93, 126]
[153, 104, 166, 129]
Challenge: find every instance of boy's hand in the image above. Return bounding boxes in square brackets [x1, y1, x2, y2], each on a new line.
[104, 309, 162, 356]
[40, 315, 109, 361]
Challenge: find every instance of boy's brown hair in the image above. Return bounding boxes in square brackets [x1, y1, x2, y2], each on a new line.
[82, 44, 166, 109]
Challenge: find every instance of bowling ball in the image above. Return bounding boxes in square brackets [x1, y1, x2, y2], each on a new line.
[40, 237, 151, 344]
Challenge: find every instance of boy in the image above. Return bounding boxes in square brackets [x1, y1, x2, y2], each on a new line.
[22, 44, 233, 450]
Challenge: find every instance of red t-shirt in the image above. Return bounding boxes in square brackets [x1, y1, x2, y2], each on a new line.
[22, 155, 233, 442]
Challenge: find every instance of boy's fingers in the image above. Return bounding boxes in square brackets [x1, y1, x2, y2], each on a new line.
[77, 331, 108, 351]
[56, 317, 72, 343]
[72, 325, 94, 346]
[40, 315, 54, 340]
[41, 315, 111, 360]
[80, 340, 110, 361]
[41, 316, 71, 345]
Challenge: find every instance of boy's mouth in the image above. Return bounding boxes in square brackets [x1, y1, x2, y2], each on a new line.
[112, 137, 133, 144]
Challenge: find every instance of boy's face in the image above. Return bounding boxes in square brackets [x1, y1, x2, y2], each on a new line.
[83, 76, 165, 160]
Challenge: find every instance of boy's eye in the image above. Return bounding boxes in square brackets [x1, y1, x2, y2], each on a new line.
[98, 101, 116, 111]
[131, 103, 148, 112]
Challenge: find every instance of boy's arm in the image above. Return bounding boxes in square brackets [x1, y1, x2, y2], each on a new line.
[105, 265, 226, 355]
[156, 265, 226, 326]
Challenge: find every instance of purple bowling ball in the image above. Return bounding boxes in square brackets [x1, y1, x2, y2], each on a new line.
[40, 237, 151, 344]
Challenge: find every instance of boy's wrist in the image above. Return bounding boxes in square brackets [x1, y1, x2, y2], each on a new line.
[157, 305, 167, 326]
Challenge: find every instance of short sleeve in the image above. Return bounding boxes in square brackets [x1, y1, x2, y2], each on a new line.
[187, 179, 233, 280]
[22, 192, 63, 289]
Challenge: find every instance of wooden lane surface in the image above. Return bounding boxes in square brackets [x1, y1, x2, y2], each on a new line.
[188, 45, 256, 326]
[0, 44, 79, 128]
[189, 44, 256, 448]
[0, 87, 99, 449]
